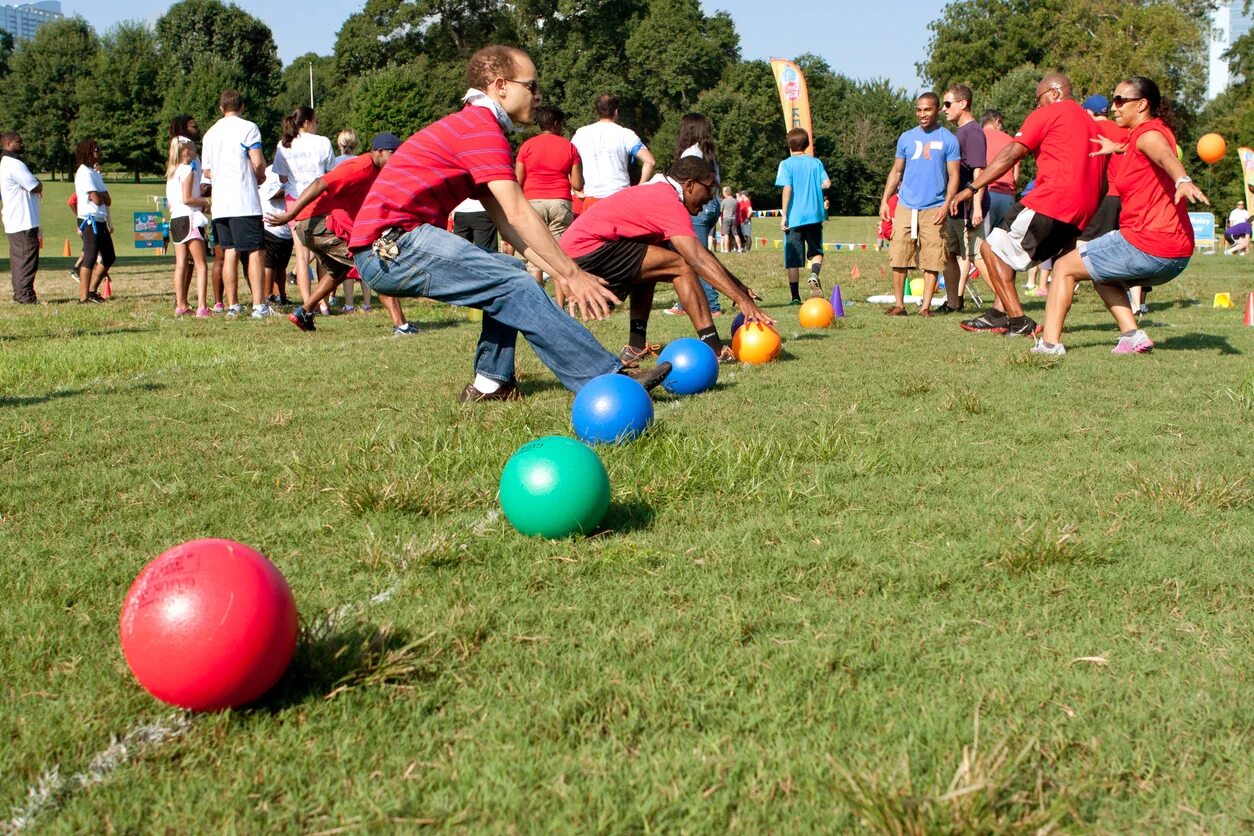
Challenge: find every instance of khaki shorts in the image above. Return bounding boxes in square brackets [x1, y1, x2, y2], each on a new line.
[295, 215, 353, 281]
[889, 205, 946, 273]
[529, 199, 574, 237]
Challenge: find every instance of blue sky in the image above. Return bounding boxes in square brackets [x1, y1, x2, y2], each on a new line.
[61, 0, 940, 92]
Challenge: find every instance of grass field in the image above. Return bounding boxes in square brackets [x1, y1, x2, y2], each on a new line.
[0, 179, 172, 262]
[1, 240, 1252, 832]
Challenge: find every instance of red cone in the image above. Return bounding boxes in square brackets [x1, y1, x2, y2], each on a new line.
[851, 264, 861, 280]
[101, 278, 112, 299]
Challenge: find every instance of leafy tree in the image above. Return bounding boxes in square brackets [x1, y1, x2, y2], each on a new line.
[75, 22, 163, 181]
[624, 0, 738, 114]
[982, 63, 1042, 131]
[3, 18, 98, 177]
[919, 0, 1050, 91]
[0, 29, 13, 79]
[155, 54, 248, 154]
[347, 57, 464, 139]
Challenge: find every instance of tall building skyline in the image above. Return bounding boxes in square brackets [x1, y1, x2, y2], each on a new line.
[0, 0, 61, 41]
[1209, 0, 1254, 100]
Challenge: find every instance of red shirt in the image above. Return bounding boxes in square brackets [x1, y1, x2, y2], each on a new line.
[349, 106, 516, 250]
[296, 153, 379, 222]
[736, 196, 752, 224]
[516, 133, 581, 201]
[983, 127, 1017, 195]
[1114, 119, 1193, 258]
[560, 181, 697, 259]
[1094, 119, 1129, 198]
[1015, 99, 1103, 228]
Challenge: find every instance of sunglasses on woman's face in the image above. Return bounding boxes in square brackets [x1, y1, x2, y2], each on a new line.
[1110, 95, 1143, 108]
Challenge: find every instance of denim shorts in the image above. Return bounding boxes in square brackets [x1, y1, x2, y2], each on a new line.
[1079, 230, 1190, 287]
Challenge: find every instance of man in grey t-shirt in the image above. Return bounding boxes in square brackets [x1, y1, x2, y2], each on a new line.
[719, 186, 738, 253]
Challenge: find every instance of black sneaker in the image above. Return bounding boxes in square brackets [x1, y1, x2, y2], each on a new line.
[959, 310, 1008, 334]
[88, 291, 106, 303]
[458, 381, 522, 402]
[621, 360, 672, 392]
[288, 307, 316, 332]
[935, 302, 959, 314]
[1004, 315, 1038, 337]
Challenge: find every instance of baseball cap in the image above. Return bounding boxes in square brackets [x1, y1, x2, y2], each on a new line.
[1081, 95, 1109, 115]
[370, 132, 402, 151]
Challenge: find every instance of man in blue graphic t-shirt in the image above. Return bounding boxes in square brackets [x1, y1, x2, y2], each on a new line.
[775, 128, 831, 304]
[879, 93, 960, 315]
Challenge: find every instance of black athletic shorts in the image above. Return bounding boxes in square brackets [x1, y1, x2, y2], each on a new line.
[985, 203, 1081, 271]
[573, 239, 648, 299]
[263, 231, 293, 270]
[784, 223, 823, 268]
[212, 216, 263, 254]
[1078, 195, 1121, 242]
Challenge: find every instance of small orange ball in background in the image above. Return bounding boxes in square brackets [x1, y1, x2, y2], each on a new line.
[732, 322, 782, 364]
[1197, 133, 1226, 164]
[798, 298, 835, 328]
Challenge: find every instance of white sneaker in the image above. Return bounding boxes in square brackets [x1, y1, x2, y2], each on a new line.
[251, 304, 273, 319]
[342, 305, 355, 314]
[1030, 339, 1066, 356]
[226, 304, 242, 316]
[393, 323, 421, 335]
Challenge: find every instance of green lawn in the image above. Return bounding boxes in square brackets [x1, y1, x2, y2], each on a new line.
[1, 246, 1252, 832]
[0, 179, 170, 262]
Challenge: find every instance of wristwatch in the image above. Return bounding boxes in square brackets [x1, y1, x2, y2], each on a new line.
[1174, 175, 1192, 186]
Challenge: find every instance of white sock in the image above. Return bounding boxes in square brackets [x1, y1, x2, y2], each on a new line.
[473, 374, 501, 393]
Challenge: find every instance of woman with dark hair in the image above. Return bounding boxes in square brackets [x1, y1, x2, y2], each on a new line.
[73, 138, 115, 303]
[663, 113, 724, 319]
[515, 105, 584, 293]
[169, 114, 201, 142]
[1034, 77, 1209, 356]
[273, 106, 334, 309]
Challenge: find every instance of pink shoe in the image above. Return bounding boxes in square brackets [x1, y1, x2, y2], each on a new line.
[174, 307, 191, 317]
[1112, 330, 1154, 354]
[1033, 287, 1049, 297]
[211, 303, 225, 313]
[195, 307, 211, 318]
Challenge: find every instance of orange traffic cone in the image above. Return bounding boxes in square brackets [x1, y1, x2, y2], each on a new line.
[851, 264, 862, 280]
[101, 278, 112, 299]
[1244, 291, 1254, 326]
[62, 239, 71, 257]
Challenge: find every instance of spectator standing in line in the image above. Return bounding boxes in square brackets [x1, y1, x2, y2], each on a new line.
[718, 186, 739, 254]
[571, 93, 656, 213]
[201, 90, 270, 317]
[73, 138, 114, 304]
[274, 107, 335, 311]
[1, 132, 43, 304]
[452, 198, 499, 251]
[879, 96, 958, 316]
[777, 128, 832, 304]
[259, 166, 293, 307]
[515, 104, 583, 292]
[165, 136, 210, 316]
[737, 191, 753, 252]
[663, 113, 724, 318]
[938, 84, 986, 314]
[171, 115, 226, 311]
[969, 110, 1018, 300]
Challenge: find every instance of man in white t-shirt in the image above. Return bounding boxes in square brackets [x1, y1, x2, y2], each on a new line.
[201, 89, 270, 317]
[570, 93, 655, 211]
[0, 132, 42, 303]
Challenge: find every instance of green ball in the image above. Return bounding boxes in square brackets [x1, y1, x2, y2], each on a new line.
[499, 436, 611, 538]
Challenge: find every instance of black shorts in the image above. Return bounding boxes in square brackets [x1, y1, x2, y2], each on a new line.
[573, 240, 648, 299]
[263, 231, 293, 270]
[1078, 195, 1121, 242]
[784, 223, 823, 268]
[985, 203, 1081, 271]
[170, 216, 206, 246]
[212, 216, 263, 254]
[451, 210, 498, 252]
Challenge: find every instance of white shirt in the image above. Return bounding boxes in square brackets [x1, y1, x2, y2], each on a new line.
[571, 121, 646, 199]
[0, 155, 40, 233]
[74, 165, 109, 222]
[259, 167, 292, 240]
[272, 132, 334, 199]
[455, 198, 486, 214]
[1229, 207, 1249, 226]
[201, 114, 264, 218]
[165, 161, 202, 219]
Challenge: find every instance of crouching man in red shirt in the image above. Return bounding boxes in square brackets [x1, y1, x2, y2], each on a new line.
[350, 46, 668, 401]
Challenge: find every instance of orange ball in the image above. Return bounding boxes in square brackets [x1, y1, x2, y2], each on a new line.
[798, 298, 835, 328]
[1197, 133, 1226, 164]
[732, 322, 782, 364]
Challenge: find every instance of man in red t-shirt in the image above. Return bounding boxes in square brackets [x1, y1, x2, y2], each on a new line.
[950, 73, 1103, 337]
[515, 105, 582, 288]
[349, 46, 666, 401]
[267, 132, 412, 333]
[560, 156, 772, 365]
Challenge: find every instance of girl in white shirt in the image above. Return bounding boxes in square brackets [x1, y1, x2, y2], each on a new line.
[165, 137, 211, 316]
[273, 107, 335, 310]
[73, 138, 113, 304]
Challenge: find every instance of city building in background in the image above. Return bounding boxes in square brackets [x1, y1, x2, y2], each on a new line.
[1209, 0, 1254, 99]
[0, 0, 61, 41]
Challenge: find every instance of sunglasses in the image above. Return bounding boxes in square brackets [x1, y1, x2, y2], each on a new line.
[507, 78, 539, 95]
[1110, 95, 1143, 108]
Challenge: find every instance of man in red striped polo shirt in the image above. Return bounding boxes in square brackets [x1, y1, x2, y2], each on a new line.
[351, 46, 667, 401]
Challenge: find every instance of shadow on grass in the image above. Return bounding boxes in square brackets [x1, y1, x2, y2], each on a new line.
[1154, 333, 1242, 354]
[599, 499, 657, 534]
[1, 381, 164, 406]
[0, 325, 154, 342]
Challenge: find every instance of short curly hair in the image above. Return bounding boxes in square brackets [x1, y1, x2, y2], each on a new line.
[466, 45, 525, 91]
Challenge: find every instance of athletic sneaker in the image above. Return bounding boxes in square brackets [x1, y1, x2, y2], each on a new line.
[1112, 330, 1154, 354]
[960, 310, 1008, 333]
[342, 305, 355, 314]
[459, 381, 522, 402]
[1030, 339, 1066, 356]
[393, 323, 421, 335]
[266, 294, 281, 304]
[226, 304, 242, 316]
[289, 307, 316, 332]
[212, 303, 225, 313]
[663, 304, 684, 316]
[717, 345, 737, 363]
[789, 298, 802, 306]
[88, 291, 106, 303]
[618, 342, 661, 369]
[195, 307, 211, 318]
[1004, 316, 1038, 337]
[251, 304, 274, 319]
[807, 275, 823, 296]
[621, 360, 672, 392]
[934, 302, 960, 314]
[360, 304, 373, 312]
[69, 269, 79, 283]
[174, 307, 191, 317]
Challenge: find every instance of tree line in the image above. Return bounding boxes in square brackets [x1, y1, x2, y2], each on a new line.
[0, 0, 1247, 212]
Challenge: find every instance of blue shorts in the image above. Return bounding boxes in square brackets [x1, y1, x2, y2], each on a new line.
[1079, 230, 1190, 287]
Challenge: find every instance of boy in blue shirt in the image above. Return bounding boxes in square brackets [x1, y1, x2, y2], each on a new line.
[775, 129, 831, 304]
[879, 93, 960, 315]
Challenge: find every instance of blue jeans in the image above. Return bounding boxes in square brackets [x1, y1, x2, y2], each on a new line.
[687, 197, 721, 312]
[354, 225, 620, 392]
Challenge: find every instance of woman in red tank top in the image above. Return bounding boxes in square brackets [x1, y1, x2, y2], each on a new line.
[1034, 76, 1210, 357]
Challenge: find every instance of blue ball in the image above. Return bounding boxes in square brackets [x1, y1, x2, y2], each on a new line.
[730, 312, 746, 339]
[571, 373, 654, 445]
[657, 337, 719, 395]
